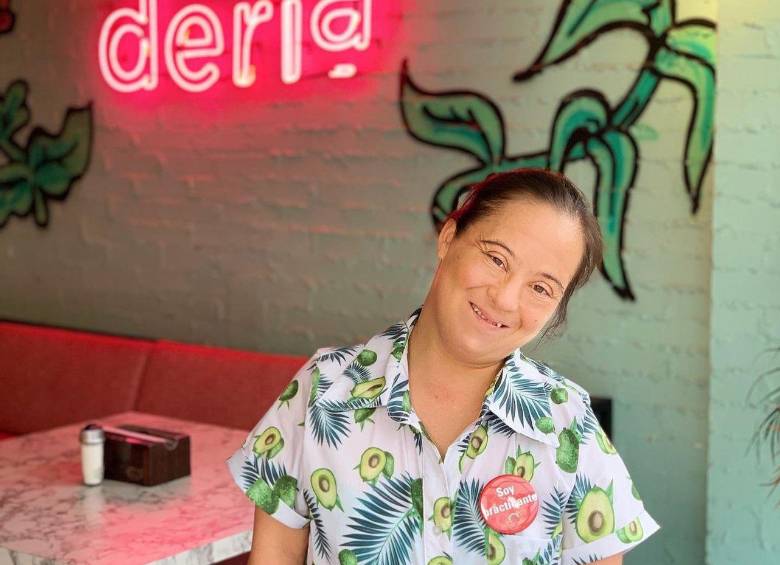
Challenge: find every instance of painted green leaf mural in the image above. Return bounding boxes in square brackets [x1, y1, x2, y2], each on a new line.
[399, 0, 715, 301]
[548, 90, 609, 170]
[399, 61, 505, 167]
[0, 80, 93, 228]
[514, 0, 675, 80]
[585, 131, 638, 298]
[653, 26, 716, 212]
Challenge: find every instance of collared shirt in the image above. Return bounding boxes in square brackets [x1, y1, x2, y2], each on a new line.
[226, 308, 660, 565]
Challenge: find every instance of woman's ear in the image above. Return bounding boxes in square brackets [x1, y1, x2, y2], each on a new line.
[437, 219, 458, 261]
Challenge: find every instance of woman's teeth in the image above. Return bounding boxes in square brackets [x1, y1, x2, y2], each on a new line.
[471, 302, 505, 328]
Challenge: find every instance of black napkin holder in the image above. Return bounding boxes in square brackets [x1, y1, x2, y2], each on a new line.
[104, 424, 191, 486]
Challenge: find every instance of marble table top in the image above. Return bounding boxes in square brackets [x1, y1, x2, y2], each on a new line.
[0, 412, 254, 565]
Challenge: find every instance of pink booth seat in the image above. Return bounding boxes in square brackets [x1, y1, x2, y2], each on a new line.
[135, 340, 307, 431]
[0, 321, 153, 436]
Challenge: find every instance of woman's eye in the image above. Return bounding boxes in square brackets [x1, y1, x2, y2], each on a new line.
[489, 255, 505, 269]
[533, 284, 551, 297]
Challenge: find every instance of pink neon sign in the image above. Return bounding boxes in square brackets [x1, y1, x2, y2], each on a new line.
[98, 0, 375, 93]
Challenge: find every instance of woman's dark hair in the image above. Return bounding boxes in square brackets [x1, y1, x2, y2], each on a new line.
[446, 168, 603, 340]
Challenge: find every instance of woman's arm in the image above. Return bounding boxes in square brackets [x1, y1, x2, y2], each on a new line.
[246, 507, 309, 565]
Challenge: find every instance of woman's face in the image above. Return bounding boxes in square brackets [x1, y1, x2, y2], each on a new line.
[426, 196, 585, 365]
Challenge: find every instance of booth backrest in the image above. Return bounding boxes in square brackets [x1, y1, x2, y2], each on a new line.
[0, 321, 307, 436]
[0, 321, 152, 435]
[135, 340, 306, 430]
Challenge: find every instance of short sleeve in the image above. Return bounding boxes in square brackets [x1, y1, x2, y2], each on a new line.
[560, 401, 661, 565]
[225, 351, 321, 529]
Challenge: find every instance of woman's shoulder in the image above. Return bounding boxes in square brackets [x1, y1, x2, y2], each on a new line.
[516, 350, 593, 408]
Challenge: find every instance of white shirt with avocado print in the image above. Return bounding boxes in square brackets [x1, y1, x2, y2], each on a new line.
[226, 308, 660, 565]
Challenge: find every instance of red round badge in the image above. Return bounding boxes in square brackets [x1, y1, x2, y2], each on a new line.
[479, 474, 539, 534]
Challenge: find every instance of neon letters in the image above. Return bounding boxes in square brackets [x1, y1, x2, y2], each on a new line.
[98, 0, 373, 93]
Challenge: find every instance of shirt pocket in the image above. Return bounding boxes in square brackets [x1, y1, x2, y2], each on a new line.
[499, 531, 562, 564]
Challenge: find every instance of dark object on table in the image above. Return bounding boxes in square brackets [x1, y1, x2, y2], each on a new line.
[104, 424, 190, 486]
[590, 396, 612, 437]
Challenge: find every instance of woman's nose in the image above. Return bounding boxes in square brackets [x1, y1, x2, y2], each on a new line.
[486, 277, 525, 316]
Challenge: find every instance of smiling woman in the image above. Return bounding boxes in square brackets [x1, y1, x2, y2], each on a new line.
[226, 168, 660, 565]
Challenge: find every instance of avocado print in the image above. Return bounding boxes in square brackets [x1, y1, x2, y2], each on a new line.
[575, 483, 615, 543]
[616, 517, 644, 543]
[430, 496, 452, 536]
[402, 390, 412, 413]
[226, 310, 661, 562]
[246, 477, 278, 514]
[391, 339, 405, 361]
[513, 451, 537, 481]
[485, 529, 506, 565]
[350, 376, 386, 400]
[311, 468, 343, 511]
[556, 421, 580, 473]
[272, 475, 298, 508]
[356, 348, 377, 366]
[355, 447, 393, 484]
[504, 448, 539, 481]
[354, 407, 376, 430]
[535, 416, 554, 434]
[465, 425, 488, 458]
[550, 387, 568, 404]
[309, 366, 321, 406]
[411, 477, 423, 519]
[338, 549, 358, 565]
[278, 380, 299, 408]
[253, 426, 284, 459]
[596, 427, 618, 454]
[631, 481, 642, 501]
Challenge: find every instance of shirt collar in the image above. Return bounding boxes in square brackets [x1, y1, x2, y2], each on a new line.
[315, 307, 558, 447]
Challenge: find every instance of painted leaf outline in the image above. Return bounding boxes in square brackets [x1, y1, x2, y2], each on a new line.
[400, 61, 506, 166]
[653, 24, 715, 212]
[0, 162, 32, 226]
[585, 129, 638, 299]
[0, 80, 29, 142]
[548, 90, 610, 170]
[515, 0, 673, 80]
[27, 106, 92, 197]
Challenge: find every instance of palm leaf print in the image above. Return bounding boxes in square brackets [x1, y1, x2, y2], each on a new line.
[541, 487, 567, 537]
[309, 400, 351, 448]
[483, 410, 516, 437]
[343, 473, 423, 565]
[258, 456, 289, 487]
[537, 535, 562, 565]
[573, 555, 605, 565]
[452, 479, 487, 556]
[387, 376, 410, 421]
[493, 358, 551, 427]
[380, 320, 409, 342]
[318, 345, 359, 365]
[521, 354, 566, 384]
[566, 474, 594, 525]
[303, 489, 332, 561]
[238, 456, 261, 491]
[576, 405, 600, 445]
[343, 360, 372, 384]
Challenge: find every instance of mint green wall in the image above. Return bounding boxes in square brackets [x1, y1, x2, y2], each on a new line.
[707, 2, 780, 563]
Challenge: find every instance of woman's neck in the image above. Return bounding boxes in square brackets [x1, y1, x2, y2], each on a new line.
[407, 306, 503, 402]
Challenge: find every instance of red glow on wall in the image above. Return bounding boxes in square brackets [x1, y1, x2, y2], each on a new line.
[97, 0, 397, 99]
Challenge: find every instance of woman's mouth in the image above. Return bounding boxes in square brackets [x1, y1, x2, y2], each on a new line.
[469, 302, 508, 329]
